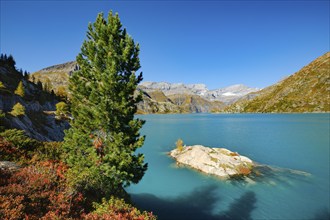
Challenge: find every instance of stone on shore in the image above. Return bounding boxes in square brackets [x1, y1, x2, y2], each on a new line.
[169, 145, 254, 179]
[0, 161, 20, 172]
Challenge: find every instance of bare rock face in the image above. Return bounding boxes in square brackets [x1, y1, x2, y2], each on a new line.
[169, 145, 254, 179]
[5, 113, 70, 141]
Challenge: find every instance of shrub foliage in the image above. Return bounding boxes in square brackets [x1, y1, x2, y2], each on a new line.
[176, 138, 184, 152]
[0, 129, 39, 161]
[55, 101, 69, 116]
[0, 161, 84, 219]
[0, 134, 156, 219]
[84, 197, 156, 220]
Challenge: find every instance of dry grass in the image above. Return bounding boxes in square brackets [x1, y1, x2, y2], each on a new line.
[229, 152, 239, 156]
[237, 166, 252, 175]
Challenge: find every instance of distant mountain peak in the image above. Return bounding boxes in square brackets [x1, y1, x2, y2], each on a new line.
[38, 61, 77, 73]
[222, 92, 237, 97]
[139, 81, 259, 104]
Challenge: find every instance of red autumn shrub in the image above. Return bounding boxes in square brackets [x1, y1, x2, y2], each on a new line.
[0, 136, 21, 161]
[0, 168, 12, 186]
[0, 161, 84, 219]
[1, 162, 156, 219]
[0, 194, 24, 220]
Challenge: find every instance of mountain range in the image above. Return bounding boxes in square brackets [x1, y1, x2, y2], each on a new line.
[31, 52, 329, 114]
[31, 62, 259, 113]
[139, 82, 260, 104]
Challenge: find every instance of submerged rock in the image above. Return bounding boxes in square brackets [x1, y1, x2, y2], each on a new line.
[169, 145, 254, 179]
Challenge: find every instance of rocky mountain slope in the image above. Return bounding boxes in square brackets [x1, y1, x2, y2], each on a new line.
[136, 90, 181, 114]
[135, 89, 225, 114]
[31, 61, 79, 97]
[225, 52, 330, 113]
[0, 56, 69, 141]
[167, 94, 224, 113]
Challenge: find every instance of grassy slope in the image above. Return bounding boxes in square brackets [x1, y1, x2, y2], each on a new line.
[226, 52, 330, 113]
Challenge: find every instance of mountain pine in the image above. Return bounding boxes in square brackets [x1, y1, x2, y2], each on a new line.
[14, 81, 24, 97]
[0, 81, 5, 89]
[62, 11, 147, 197]
[10, 103, 25, 117]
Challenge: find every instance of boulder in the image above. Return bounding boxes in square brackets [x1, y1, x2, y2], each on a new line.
[0, 161, 20, 171]
[169, 145, 254, 179]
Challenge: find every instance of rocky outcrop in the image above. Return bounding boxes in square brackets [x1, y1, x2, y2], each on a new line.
[169, 145, 254, 179]
[136, 90, 181, 114]
[0, 161, 20, 172]
[167, 94, 224, 113]
[136, 91, 224, 114]
[3, 113, 69, 141]
[0, 93, 68, 141]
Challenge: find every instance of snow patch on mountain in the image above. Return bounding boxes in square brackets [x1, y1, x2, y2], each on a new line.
[222, 92, 237, 97]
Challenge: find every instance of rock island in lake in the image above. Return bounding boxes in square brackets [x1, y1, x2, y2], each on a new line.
[169, 145, 254, 179]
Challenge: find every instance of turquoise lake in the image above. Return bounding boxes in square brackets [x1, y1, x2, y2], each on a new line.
[127, 114, 330, 220]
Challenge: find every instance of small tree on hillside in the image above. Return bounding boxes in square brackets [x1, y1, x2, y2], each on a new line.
[55, 101, 68, 116]
[36, 80, 43, 90]
[176, 138, 184, 152]
[0, 110, 4, 118]
[56, 86, 68, 100]
[62, 11, 147, 197]
[31, 75, 35, 83]
[43, 78, 52, 92]
[10, 103, 25, 117]
[0, 81, 5, 89]
[14, 81, 25, 97]
[0, 110, 5, 132]
[24, 71, 29, 80]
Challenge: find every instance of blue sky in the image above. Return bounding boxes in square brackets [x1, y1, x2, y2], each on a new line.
[1, 1, 329, 89]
